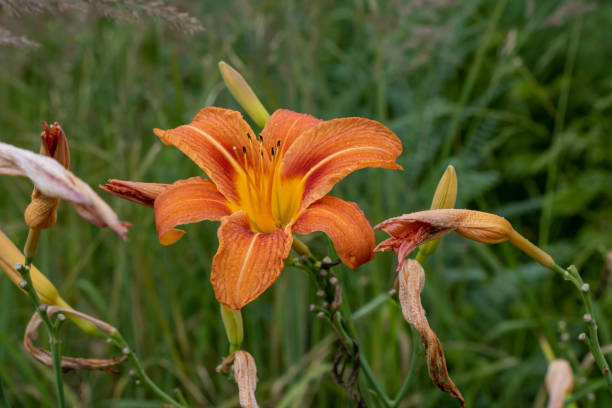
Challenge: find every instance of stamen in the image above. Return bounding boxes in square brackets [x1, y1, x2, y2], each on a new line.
[242, 146, 247, 155]
[247, 133, 252, 143]
[277, 140, 281, 149]
[271, 147, 275, 157]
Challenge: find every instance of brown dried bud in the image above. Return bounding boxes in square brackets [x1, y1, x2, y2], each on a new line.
[24, 122, 70, 230]
[100, 179, 169, 207]
[398, 259, 464, 407]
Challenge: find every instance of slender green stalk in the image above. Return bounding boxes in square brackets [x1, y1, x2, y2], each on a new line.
[17, 259, 66, 408]
[109, 332, 186, 408]
[551, 264, 612, 393]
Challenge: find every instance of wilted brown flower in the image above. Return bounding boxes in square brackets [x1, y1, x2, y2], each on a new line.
[100, 179, 169, 207]
[24, 305, 126, 372]
[217, 350, 259, 408]
[0, 140, 129, 239]
[24, 122, 70, 230]
[375, 209, 554, 268]
[398, 259, 464, 407]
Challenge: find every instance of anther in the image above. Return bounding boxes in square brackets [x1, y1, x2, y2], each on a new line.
[271, 147, 275, 157]
[242, 146, 247, 155]
[277, 140, 281, 149]
[247, 133, 252, 143]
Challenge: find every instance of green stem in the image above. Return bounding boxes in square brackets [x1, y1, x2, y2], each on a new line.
[551, 264, 612, 393]
[50, 320, 66, 408]
[109, 332, 186, 408]
[17, 260, 66, 408]
[292, 237, 311, 257]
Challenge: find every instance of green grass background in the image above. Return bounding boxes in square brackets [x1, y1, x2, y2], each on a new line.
[1, 0, 612, 406]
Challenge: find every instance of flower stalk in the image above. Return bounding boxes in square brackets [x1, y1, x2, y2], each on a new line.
[16, 260, 66, 408]
[551, 264, 612, 393]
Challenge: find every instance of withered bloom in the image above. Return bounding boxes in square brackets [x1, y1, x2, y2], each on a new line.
[24, 122, 70, 230]
[217, 350, 259, 408]
[0, 131, 128, 239]
[399, 259, 464, 407]
[376, 209, 554, 268]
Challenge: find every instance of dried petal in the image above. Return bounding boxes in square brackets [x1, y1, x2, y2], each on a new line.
[376, 209, 554, 267]
[0, 142, 129, 239]
[24, 306, 126, 372]
[101, 179, 169, 207]
[398, 259, 464, 407]
[216, 350, 259, 408]
[545, 359, 573, 408]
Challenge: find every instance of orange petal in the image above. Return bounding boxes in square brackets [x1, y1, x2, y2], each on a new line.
[280, 117, 402, 210]
[212, 212, 292, 310]
[261, 109, 322, 157]
[153, 107, 255, 203]
[293, 195, 374, 269]
[100, 179, 169, 207]
[154, 177, 231, 245]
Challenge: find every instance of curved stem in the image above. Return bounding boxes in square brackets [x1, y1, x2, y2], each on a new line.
[109, 332, 186, 408]
[17, 258, 66, 408]
[551, 264, 612, 393]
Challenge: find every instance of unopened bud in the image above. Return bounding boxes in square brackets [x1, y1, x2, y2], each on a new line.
[218, 61, 270, 128]
[316, 312, 325, 319]
[583, 314, 592, 323]
[309, 304, 316, 312]
[319, 269, 328, 277]
[316, 290, 325, 297]
[122, 347, 130, 355]
[581, 283, 590, 292]
[18, 280, 27, 289]
[220, 304, 244, 352]
[388, 289, 396, 297]
[321, 301, 329, 308]
[57, 313, 66, 321]
[329, 276, 338, 285]
[578, 333, 586, 341]
[129, 369, 136, 376]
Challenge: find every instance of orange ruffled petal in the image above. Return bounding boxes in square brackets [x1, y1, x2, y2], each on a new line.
[261, 109, 322, 156]
[153, 107, 255, 204]
[293, 195, 374, 269]
[280, 117, 402, 210]
[154, 177, 232, 246]
[212, 212, 293, 310]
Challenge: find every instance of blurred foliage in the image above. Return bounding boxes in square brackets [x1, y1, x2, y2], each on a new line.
[0, 0, 611, 406]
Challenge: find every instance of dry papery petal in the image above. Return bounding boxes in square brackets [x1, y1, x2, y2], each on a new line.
[24, 306, 126, 372]
[0, 142, 129, 239]
[398, 259, 464, 407]
[100, 179, 169, 207]
[216, 350, 259, 408]
[545, 359, 573, 408]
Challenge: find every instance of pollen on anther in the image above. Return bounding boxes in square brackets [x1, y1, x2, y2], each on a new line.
[271, 147, 275, 157]
[276, 140, 281, 149]
[242, 146, 247, 155]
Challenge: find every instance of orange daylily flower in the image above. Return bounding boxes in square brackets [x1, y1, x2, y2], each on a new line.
[103, 107, 402, 309]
